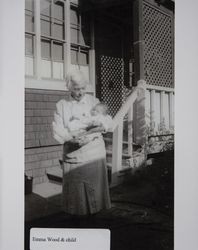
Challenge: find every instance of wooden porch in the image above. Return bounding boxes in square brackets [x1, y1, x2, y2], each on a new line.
[24, 0, 175, 195]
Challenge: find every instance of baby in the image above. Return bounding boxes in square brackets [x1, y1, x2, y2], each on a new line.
[68, 103, 112, 144]
[89, 102, 112, 131]
[64, 103, 112, 162]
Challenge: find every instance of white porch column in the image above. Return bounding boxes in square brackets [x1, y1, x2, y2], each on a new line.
[34, 0, 41, 79]
[112, 124, 123, 173]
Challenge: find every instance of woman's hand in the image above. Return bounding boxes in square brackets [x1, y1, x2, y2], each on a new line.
[86, 125, 105, 134]
[69, 137, 81, 145]
[78, 136, 90, 146]
[69, 135, 89, 147]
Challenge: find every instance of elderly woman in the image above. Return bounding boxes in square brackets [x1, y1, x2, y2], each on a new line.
[52, 69, 112, 215]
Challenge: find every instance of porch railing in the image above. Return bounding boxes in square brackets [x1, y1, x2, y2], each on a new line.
[110, 80, 146, 173]
[109, 81, 174, 174]
[146, 84, 174, 134]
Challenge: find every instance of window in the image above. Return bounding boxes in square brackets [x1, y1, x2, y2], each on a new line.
[25, 0, 91, 85]
[70, 5, 90, 66]
[40, 0, 65, 79]
[25, 0, 35, 76]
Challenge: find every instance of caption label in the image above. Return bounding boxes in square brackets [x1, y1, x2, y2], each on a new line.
[30, 228, 110, 250]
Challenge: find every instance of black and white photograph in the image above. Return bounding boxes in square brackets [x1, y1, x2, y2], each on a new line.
[24, 0, 175, 249]
[2, 1, 198, 250]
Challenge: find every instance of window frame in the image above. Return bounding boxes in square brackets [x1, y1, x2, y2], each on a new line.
[25, 0, 95, 92]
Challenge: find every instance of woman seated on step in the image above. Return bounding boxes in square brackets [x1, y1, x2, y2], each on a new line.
[52, 69, 112, 216]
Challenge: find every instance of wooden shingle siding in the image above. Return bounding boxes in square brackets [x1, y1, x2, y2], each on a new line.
[25, 89, 69, 148]
[25, 89, 67, 185]
[25, 144, 63, 185]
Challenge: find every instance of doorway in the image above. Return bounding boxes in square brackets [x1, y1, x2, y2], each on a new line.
[94, 3, 134, 117]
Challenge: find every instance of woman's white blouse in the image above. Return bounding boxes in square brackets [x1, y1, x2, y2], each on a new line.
[52, 94, 111, 144]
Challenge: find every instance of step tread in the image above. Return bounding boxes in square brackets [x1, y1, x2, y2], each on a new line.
[106, 150, 131, 158]
[119, 167, 133, 173]
[46, 167, 63, 178]
[104, 137, 128, 145]
[33, 182, 62, 198]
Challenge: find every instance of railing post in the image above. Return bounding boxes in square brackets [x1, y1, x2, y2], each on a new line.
[112, 124, 123, 173]
[128, 106, 133, 157]
[169, 92, 174, 129]
[150, 89, 155, 132]
[134, 80, 147, 145]
[160, 90, 165, 130]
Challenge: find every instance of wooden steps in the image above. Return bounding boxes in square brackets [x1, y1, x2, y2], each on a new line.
[46, 167, 63, 183]
[33, 182, 62, 199]
[32, 132, 145, 197]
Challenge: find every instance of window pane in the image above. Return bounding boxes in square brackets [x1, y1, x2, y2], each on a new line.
[53, 62, 64, 79]
[70, 8, 79, 26]
[53, 22, 64, 40]
[25, 13, 34, 32]
[54, 2, 64, 20]
[71, 27, 79, 44]
[53, 42, 63, 61]
[25, 56, 34, 76]
[81, 15, 90, 46]
[41, 17, 51, 36]
[40, 0, 51, 16]
[79, 50, 89, 65]
[71, 48, 78, 64]
[41, 39, 51, 59]
[25, 0, 34, 11]
[41, 59, 51, 78]
[25, 34, 34, 55]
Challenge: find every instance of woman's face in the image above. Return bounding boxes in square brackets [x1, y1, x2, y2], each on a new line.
[70, 80, 86, 102]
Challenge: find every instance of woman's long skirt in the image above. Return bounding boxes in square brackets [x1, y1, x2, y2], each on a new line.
[62, 157, 111, 215]
[62, 136, 111, 215]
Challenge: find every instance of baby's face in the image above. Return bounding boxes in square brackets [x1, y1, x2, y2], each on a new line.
[91, 106, 103, 116]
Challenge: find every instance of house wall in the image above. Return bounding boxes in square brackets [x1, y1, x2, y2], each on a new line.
[24, 0, 94, 185]
[25, 89, 67, 185]
[24, 0, 175, 185]
[25, 88, 95, 185]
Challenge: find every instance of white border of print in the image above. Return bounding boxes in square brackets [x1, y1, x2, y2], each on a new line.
[0, 0, 198, 250]
[175, 1, 198, 249]
[0, 1, 24, 250]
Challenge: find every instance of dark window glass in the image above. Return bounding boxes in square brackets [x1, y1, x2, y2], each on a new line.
[53, 42, 63, 61]
[25, 34, 34, 55]
[41, 39, 51, 59]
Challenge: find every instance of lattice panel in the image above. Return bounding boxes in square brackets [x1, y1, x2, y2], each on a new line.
[143, 3, 174, 88]
[100, 55, 124, 117]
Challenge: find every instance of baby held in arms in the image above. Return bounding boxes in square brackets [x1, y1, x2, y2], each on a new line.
[68, 103, 112, 146]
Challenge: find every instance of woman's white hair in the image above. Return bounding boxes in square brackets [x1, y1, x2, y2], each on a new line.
[65, 68, 88, 90]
